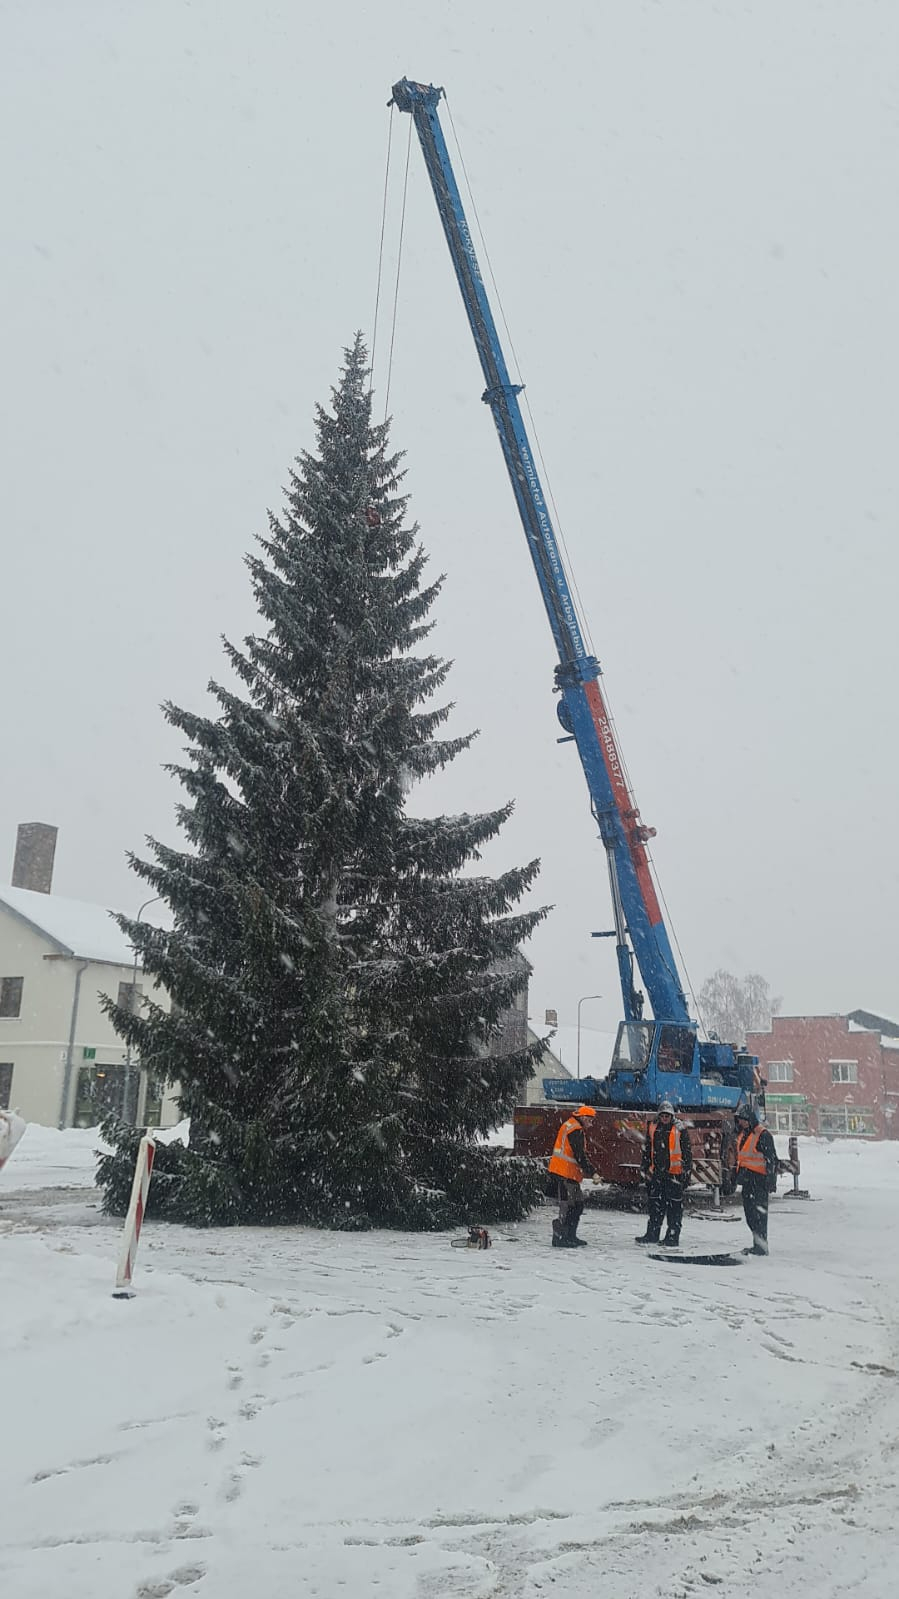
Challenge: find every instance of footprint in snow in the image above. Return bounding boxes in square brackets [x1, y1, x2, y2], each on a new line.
[206, 1418, 227, 1452]
[135, 1565, 206, 1598]
[32, 1453, 115, 1482]
[170, 1500, 211, 1541]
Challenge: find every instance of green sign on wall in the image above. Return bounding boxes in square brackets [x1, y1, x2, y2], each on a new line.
[82, 1046, 96, 1061]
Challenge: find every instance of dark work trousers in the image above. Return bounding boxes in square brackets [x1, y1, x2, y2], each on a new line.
[647, 1176, 684, 1243]
[741, 1173, 769, 1248]
[556, 1177, 584, 1242]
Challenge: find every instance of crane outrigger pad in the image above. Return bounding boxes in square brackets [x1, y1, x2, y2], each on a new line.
[648, 1251, 742, 1267]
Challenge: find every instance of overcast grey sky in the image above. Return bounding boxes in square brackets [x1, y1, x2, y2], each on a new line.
[2, 0, 897, 1039]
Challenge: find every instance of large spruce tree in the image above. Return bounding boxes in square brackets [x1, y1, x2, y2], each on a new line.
[98, 337, 547, 1228]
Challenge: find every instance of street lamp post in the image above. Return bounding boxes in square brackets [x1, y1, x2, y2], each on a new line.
[577, 994, 602, 1079]
[123, 896, 161, 1124]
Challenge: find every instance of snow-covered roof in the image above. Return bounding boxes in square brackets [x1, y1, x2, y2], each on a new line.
[0, 884, 136, 966]
[847, 1007, 899, 1040]
[847, 1019, 899, 1049]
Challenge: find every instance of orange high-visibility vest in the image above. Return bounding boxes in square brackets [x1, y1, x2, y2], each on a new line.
[647, 1121, 682, 1176]
[737, 1126, 767, 1174]
[549, 1117, 586, 1182]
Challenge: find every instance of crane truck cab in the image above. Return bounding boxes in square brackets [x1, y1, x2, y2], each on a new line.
[543, 1022, 758, 1112]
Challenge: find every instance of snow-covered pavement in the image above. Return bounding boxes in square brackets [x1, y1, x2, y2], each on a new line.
[2, 1132, 898, 1598]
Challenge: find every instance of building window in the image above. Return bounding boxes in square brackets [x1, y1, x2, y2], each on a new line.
[0, 977, 24, 1018]
[767, 1061, 794, 1083]
[0, 1063, 13, 1109]
[830, 1060, 858, 1085]
[117, 981, 143, 1015]
[819, 1104, 874, 1136]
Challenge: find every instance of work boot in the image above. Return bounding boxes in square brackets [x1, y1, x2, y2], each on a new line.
[660, 1235, 679, 1248]
[564, 1214, 583, 1247]
[571, 1236, 588, 1247]
[635, 1234, 659, 1244]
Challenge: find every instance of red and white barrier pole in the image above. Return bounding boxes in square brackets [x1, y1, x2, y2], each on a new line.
[113, 1134, 156, 1299]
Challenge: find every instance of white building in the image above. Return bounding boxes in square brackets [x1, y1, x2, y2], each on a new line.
[0, 833, 176, 1128]
[523, 1028, 573, 1104]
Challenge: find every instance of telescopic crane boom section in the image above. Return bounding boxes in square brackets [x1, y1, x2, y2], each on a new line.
[391, 78, 689, 1030]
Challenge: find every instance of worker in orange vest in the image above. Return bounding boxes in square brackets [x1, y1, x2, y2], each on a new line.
[734, 1106, 778, 1255]
[548, 1105, 597, 1248]
[635, 1100, 693, 1248]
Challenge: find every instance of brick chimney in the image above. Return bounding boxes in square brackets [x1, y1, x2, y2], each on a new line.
[11, 823, 58, 894]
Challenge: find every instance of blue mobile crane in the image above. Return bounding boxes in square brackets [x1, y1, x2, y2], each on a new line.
[391, 78, 757, 1123]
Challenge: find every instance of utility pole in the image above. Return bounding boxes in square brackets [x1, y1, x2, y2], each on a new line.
[577, 994, 602, 1079]
[123, 896, 161, 1123]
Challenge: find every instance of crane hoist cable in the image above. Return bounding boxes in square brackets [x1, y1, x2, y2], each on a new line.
[645, 847, 706, 1032]
[595, 673, 703, 1027]
[442, 90, 703, 1028]
[370, 102, 395, 398]
[383, 115, 414, 420]
[444, 95, 598, 663]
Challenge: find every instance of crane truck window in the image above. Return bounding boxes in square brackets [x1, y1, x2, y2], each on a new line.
[612, 1022, 654, 1072]
[658, 1025, 696, 1075]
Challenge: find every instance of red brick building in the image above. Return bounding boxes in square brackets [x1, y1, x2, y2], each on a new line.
[746, 1013, 899, 1140]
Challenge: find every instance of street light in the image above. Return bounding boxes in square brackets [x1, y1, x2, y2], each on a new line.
[577, 994, 602, 1079]
[123, 895, 162, 1123]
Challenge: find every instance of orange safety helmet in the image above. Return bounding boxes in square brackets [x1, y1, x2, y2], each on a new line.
[574, 1105, 598, 1119]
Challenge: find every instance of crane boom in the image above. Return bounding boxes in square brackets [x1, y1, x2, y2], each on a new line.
[391, 78, 689, 1028]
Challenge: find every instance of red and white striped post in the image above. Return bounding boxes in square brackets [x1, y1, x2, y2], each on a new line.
[113, 1134, 156, 1298]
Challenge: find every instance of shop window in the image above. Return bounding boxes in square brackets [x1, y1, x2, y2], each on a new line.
[74, 1064, 127, 1128]
[144, 1077, 164, 1128]
[819, 1104, 873, 1136]
[769, 1103, 809, 1133]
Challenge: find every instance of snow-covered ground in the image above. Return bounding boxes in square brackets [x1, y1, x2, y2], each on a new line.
[2, 1129, 898, 1598]
[1, 1124, 110, 1191]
